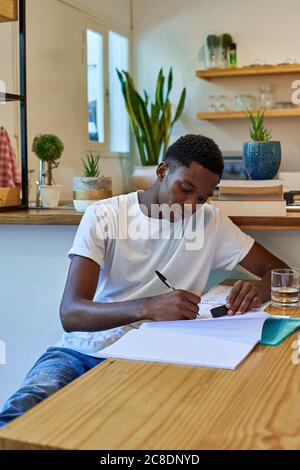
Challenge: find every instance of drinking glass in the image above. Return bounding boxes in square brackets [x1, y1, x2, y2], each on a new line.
[271, 269, 300, 308]
[208, 95, 218, 112]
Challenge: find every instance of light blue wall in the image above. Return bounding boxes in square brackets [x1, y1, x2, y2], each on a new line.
[0, 225, 77, 407]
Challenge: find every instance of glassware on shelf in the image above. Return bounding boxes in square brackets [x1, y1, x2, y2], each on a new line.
[218, 95, 230, 111]
[284, 57, 297, 65]
[234, 94, 256, 111]
[208, 95, 218, 112]
[244, 95, 256, 110]
[209, 95, 232, 112]
[253, 58, 267, 66]
[259, 84, 275, 108]
[204, 32, 220, 69]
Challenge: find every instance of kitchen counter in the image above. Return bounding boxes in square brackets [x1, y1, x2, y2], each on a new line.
[1, 207, 300, 230]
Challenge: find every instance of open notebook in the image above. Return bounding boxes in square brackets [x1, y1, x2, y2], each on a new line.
[100, 285, 300, 370]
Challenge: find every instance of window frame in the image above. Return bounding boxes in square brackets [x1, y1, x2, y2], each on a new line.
[82, 19, 132, 157]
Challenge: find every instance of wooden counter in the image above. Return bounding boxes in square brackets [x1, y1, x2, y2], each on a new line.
[0, 208, 83, 226]
[1, 208, 300, 230]
[0, 304, 299, 450]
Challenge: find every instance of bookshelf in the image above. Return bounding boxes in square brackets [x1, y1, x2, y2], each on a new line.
[0, 0, 28, 212]
[196, 64, 300, 121]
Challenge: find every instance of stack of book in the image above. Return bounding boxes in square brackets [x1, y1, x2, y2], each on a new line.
[211, 180, 286, 216]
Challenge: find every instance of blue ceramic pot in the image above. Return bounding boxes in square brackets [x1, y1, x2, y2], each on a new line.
[243, 141, 281, 180]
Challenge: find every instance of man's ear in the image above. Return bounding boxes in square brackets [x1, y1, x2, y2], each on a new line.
[157, 162, 169, 181]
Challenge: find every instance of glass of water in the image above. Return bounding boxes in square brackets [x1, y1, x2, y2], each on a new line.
[271, 269, 300, 308]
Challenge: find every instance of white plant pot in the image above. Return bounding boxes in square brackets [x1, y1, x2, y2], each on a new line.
[39, 185, 61, 209]
[73, 177, 112, 213]
[132, 166, 157, 191]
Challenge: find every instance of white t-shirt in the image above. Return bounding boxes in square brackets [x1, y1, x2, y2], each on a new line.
[56, 191, 254, 357]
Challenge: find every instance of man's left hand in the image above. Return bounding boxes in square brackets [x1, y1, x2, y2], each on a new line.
[226, 280, 266, 316]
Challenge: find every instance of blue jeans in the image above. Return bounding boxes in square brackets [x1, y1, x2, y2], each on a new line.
[0, 347, 105, 428]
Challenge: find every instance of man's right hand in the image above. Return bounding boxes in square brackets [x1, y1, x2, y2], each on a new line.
[141, 290, 201, 322]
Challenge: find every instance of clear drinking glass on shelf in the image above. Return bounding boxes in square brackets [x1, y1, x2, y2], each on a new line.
[243, 95, 256, 110]
[234, 94, 246, 110]
[218, 95, 230, 112]
[208, 95, 218, 112]
[259, 83, 274, 109]
[271, 269, 300, 308]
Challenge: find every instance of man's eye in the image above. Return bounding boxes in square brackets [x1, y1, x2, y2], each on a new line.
[181, 185, 192, 193]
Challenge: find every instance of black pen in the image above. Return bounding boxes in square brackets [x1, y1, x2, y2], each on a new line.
[155, 271, 176, 291]
[156, 270, 202, 318]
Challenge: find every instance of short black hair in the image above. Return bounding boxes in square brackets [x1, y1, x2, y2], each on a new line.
[165, 134, 224, 178]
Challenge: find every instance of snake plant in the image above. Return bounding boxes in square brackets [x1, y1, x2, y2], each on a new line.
[117, 68, 186, 166]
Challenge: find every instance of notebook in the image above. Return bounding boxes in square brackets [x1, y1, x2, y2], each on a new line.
[99, 285, 300, 370]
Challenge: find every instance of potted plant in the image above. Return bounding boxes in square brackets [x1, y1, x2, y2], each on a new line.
[73, 152, 112, 213]
[219, 33, 233, 68]
[32, 134, 64, 208]
[117, 68, 186, 190]
[243, 110, 281, 180]
[204, 33, 220, 69]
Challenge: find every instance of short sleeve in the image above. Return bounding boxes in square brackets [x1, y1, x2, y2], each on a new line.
[212, 211, 254, 271]
[68, 204, 106, 268]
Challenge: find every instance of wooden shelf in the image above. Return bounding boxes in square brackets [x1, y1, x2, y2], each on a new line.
[0, 0, 18, 22]
[197, 108, 300, 121]
[231, 213, 300, 231]
[196, 64, 300, 80]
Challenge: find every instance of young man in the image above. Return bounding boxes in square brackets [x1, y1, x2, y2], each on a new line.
[0, 134, 288, 427]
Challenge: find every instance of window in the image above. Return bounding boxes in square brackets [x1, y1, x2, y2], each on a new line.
[109, 31, 130, 153]
[86, 25, 130, 154]
[87, 29, 105, 144]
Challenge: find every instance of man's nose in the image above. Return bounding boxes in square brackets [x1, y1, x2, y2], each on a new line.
[184, 196, 198, 212]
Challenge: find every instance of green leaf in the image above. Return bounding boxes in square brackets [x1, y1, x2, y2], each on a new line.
[166, 68, 173, 100]
[155, 68, 165, 108]
[171, 88, 186, 125]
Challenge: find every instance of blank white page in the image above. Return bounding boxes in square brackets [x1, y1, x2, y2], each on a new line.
[99, 329, 259, 370]
[141, 312, 270, 344]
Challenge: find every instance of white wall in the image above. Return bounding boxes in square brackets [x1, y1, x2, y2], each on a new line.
[25, 0, 132, 201]
[132, 0, 300, 171]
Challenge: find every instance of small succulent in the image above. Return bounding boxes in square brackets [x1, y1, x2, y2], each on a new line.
[81, 152, 101, 178]
[246, 109, 272, 142]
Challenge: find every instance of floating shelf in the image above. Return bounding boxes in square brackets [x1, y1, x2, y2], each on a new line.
[197, 108, 300, 121]
[196, 64, 300, 80]
[0, 0, 18, 23]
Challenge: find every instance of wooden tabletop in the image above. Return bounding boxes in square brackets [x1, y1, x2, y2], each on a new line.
[1, 207, 300, 230]
[0, 304, 300, 450]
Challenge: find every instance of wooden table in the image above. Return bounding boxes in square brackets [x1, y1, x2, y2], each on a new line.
[0, 305, 300, 450]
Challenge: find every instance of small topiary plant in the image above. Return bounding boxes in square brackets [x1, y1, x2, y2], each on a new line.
[32, 134, 64, 185]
